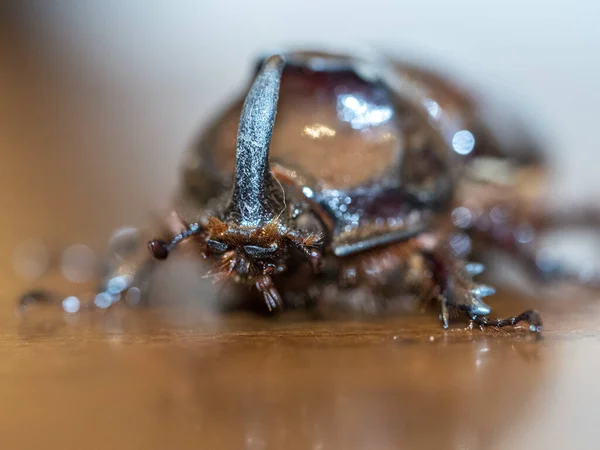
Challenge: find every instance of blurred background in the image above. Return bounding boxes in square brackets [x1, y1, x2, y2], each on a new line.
[2, 0, 599, 299]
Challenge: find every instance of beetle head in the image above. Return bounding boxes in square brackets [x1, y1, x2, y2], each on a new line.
[196, 213, 320, 311]
[201, 55, 290, 283]
[148, 55, 321, 309]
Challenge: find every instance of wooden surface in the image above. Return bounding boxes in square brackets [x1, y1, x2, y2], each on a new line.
[1, 289, 599, 450]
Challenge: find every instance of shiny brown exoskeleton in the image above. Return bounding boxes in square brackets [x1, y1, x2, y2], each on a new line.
[143, 50, 555, 331]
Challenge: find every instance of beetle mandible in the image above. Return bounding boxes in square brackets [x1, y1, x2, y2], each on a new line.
[138, 50, 556, 331]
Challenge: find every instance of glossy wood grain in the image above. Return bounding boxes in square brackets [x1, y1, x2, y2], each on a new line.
[0, 289, 599, 450]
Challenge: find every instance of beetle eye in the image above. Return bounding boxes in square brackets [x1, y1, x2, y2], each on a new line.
[206, 239, 228, 253]
[243, 243, 278, 257]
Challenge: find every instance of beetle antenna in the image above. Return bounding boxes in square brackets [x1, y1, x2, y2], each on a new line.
[148, 223, 201, 260]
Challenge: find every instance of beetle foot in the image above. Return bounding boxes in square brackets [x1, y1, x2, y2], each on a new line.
[465, 308, 543, 333]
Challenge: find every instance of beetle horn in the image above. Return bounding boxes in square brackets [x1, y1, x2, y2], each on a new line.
[225, 55, 286, 227]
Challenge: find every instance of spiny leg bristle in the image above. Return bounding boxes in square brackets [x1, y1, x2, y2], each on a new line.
[464, 262, 485, 276]
[472, 285, 496, 298]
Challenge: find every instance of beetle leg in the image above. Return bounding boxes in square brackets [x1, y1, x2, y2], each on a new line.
[439, 293, 450, 330]
[454, 181, 600, 287]
[426, 242, 542, 332]
[474, 215, 600, 287]
[493, 207, 600, 287]
[462, 307, 543, 332]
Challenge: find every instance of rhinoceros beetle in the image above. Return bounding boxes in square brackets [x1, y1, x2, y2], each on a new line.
[129, 50, 569, 332]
